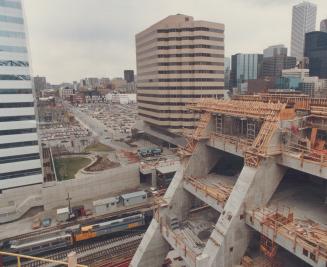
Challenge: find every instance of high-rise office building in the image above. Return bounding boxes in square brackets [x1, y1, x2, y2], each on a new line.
[290, 1, 317, 61]
[263, 45, 287, 58]
[136, 14, 226, 133]
[224, 57, 231, 89]
[321, 19, 327, 33]
[230, 53, 263, 87]
[304, 31, 327, 79]
[0, 0, 43, 190]
[124, 70, 134, 83]
[262, 55, 297, 79]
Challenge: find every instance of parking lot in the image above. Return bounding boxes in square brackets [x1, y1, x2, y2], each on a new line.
[78, 102, 138, 140]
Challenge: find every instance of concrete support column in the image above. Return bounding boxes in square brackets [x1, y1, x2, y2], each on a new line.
[151, 169, 157, 188]
[204, 158, 286, 267]
[196, 253, 210, 267]
[67, 251, 77, 267]
[130, 219, 170, 267]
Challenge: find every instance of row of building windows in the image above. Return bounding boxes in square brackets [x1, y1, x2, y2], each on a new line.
[157, 27, 224, 34]
[0, 45, 27, 53]
[138, 100, 186, 106]
[0, 0, 21, 9]
[157, 36, 223, 42]
[0, 60, 29, 67]
[0, 102, 33, 108]
[0, 14, 23, 24]
[0, 74, 30, 80]
[139, 106, 193, 114]
[137, 86, 224, 90]
[0, 115, 35, 122]
[0, 128, 36, 136]
[159, 61, 223, 66]
[0, 140, 38, 149]
[158, 44, 224, 50]
[139, 69, 224, 76]
[138, 52, 224, 63]
[139, 61, 224, 69]
[0, 89, 32, 94]
[0, 153, 40, 164]
[138, 93, 220, 98]
[157, 53, 223, 58]
[0, 30, 25, 39]
[139, 112, 197, 122]
[137, 36, 223, 48]
[138, 78, 224, 83]
[137, 44, 224, 56]
[0, 168, 42, 180]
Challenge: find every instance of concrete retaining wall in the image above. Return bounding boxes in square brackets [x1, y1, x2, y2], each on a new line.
[0, 164, 140, 222]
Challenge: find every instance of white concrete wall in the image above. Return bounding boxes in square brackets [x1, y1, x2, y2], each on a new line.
[0, 164, 140, 221]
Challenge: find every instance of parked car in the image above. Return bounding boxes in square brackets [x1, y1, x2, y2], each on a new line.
[42, 218, 52, 227]
[32, 218, 41, 229]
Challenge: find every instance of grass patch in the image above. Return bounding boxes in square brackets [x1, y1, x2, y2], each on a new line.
[84, 142, 115, 153]
[54, 157, 91, 181]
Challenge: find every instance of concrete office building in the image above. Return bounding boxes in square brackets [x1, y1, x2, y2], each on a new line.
[305, 31, 327, 79]
[321, 19, 327, 33]
[124, 69, 135, 83]
[0, 0, 43, 190]
[230, 53, 263, 88]
[135, 14, 226, 133]
[263, 44, 287, 58]
[290, 1, 317, 61]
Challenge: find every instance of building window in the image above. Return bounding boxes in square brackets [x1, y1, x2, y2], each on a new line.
[0, 74, 30, 80]
[0, 14, 23, 24]
[0, 30, 25, 38]
[0, 0, 22, 9]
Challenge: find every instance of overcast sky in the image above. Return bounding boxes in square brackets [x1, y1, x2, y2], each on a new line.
[23, 0, 327, 84]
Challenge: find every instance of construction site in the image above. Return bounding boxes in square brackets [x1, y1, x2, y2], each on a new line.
[131, 93, 327, 267]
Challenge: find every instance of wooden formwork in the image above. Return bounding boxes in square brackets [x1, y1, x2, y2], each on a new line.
[250, 207, 327, 263]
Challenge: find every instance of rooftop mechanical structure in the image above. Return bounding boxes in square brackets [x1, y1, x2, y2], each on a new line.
[131, 93, 327, 267]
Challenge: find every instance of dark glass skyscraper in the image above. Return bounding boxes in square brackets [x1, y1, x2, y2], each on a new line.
[304, 31, 327, 79]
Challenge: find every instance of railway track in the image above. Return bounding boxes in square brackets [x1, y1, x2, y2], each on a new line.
[2, 202, 154, 242]
[7, 230, 145, 267]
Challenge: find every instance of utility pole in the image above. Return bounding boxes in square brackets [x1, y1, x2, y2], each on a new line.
[66, 192, 72, 215]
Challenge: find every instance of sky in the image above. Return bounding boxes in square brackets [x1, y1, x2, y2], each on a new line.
[23, 0, 327, 84]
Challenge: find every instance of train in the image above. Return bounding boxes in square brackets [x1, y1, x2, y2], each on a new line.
[1, 213, 146, 262]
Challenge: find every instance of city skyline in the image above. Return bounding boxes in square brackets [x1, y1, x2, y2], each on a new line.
[24, 0, 327, 83]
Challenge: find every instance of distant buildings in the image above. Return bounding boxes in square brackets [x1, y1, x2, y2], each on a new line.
[135, 14, 226, 133]
[0, 0, 43, 190]
[290, 1, 317, 61]
[59, 86, 74, 100]
[263, 45, 287, 58]
[230, 53, 263, 88]
[124, 70, 135, 83]
[321, 19, 327, 33]
[33, 76, 47, 96]
[275, 67, 327, 97]
[224, 57, 231, 89]
[304, 31, 327, 79]
[262, 55, 296, 79]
